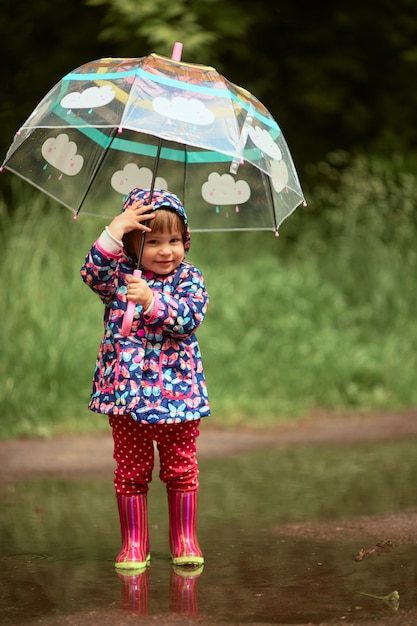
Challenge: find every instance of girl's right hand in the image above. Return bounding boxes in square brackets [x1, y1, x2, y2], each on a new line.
[107, 200, 155, 241]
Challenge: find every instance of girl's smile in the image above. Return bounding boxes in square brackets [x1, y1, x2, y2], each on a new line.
[141, 230, 185, 275]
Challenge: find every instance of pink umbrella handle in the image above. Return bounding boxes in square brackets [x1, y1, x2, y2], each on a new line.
[120, 268, 142, 337]
[171, 42, 183, 61]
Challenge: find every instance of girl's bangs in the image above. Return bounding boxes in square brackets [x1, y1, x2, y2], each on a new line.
[152, 208, 185, 238]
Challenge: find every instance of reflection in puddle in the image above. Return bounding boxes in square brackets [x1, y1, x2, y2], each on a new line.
[1, 437, 417, 624]
[117, 569, 150, 615]
[116, 565, 204, 616]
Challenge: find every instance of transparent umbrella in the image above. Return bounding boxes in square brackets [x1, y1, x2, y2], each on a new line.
[1, 44, 305, 234]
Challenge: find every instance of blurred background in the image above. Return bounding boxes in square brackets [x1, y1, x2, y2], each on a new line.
[1, 0, 417, 437]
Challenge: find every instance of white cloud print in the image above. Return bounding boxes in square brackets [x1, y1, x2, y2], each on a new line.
[201, 172, 251, 206]
[268, 159, 289, 193]
[60, 85, 116, 110]
[41, 133, 83, 175]
[248, 125, 282, 160]
[111, 163, 167, 194]
[152, 96, 214, 126]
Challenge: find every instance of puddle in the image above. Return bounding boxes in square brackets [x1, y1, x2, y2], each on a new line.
[1, 437, 417, 624]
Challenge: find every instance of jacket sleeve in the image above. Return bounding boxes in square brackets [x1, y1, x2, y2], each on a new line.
[144, 265, 209, 338]
[80, 240, 122, 306]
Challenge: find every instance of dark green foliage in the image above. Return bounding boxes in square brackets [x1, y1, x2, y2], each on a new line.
[2, 0, 417, 181]
[1, 1, 417, 437]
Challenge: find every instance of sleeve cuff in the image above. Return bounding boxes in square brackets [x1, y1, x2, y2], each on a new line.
[143, 296, 155, 317]
[143, 293, 160, 322]
[97, 227, 123, 254]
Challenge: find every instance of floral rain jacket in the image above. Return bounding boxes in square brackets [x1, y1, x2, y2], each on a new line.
[80, 189, 210, 424]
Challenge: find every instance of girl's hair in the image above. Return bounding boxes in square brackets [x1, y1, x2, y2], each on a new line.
[123, 207, 186, 261]
[149, 207, 186, 241]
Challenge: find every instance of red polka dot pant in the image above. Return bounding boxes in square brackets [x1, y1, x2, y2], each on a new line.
[109, 415, 200, 495]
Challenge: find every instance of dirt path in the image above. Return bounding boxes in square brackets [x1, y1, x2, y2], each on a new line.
[1, 409, 417, 483]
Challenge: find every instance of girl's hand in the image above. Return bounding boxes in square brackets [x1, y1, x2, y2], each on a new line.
[107, 200, 155, 242]
[126, 275, 154, 309]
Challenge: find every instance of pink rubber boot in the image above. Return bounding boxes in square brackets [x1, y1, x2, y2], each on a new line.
[168, 490, 204, 567]
[115, 494, 150, 571]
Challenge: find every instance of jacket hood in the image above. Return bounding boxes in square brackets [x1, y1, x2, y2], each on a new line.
[123, 188, 191, 254]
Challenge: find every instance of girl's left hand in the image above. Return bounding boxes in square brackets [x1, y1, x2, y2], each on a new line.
[126, 275, 153, 309]
[108, 200, 155, 242]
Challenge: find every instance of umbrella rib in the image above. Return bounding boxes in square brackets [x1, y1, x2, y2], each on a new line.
[75, 126, 120, 217]
[183, 144, 188, 197]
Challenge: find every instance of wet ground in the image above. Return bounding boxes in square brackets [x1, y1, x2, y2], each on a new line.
[1, 410, 417, 625]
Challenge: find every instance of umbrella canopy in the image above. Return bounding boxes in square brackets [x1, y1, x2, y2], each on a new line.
[1, 52, 305, 233]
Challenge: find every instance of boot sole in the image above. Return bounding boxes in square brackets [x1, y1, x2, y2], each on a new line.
[172, 555, 204, 566]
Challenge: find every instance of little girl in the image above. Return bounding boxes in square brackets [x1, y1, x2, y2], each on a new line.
[80, 188, 210, 571]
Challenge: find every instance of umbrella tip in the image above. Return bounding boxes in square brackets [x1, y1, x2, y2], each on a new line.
[73, 214, 78, 221]
[171, 42, 183, 61]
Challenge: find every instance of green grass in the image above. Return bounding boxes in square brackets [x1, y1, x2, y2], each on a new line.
[1, 152, 417, 439]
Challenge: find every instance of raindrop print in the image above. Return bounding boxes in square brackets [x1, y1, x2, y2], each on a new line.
[235, 205, 240, 213]
[215, 206, 220, 214]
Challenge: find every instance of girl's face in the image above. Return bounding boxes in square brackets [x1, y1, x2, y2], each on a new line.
[141, 228, 185, 275]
